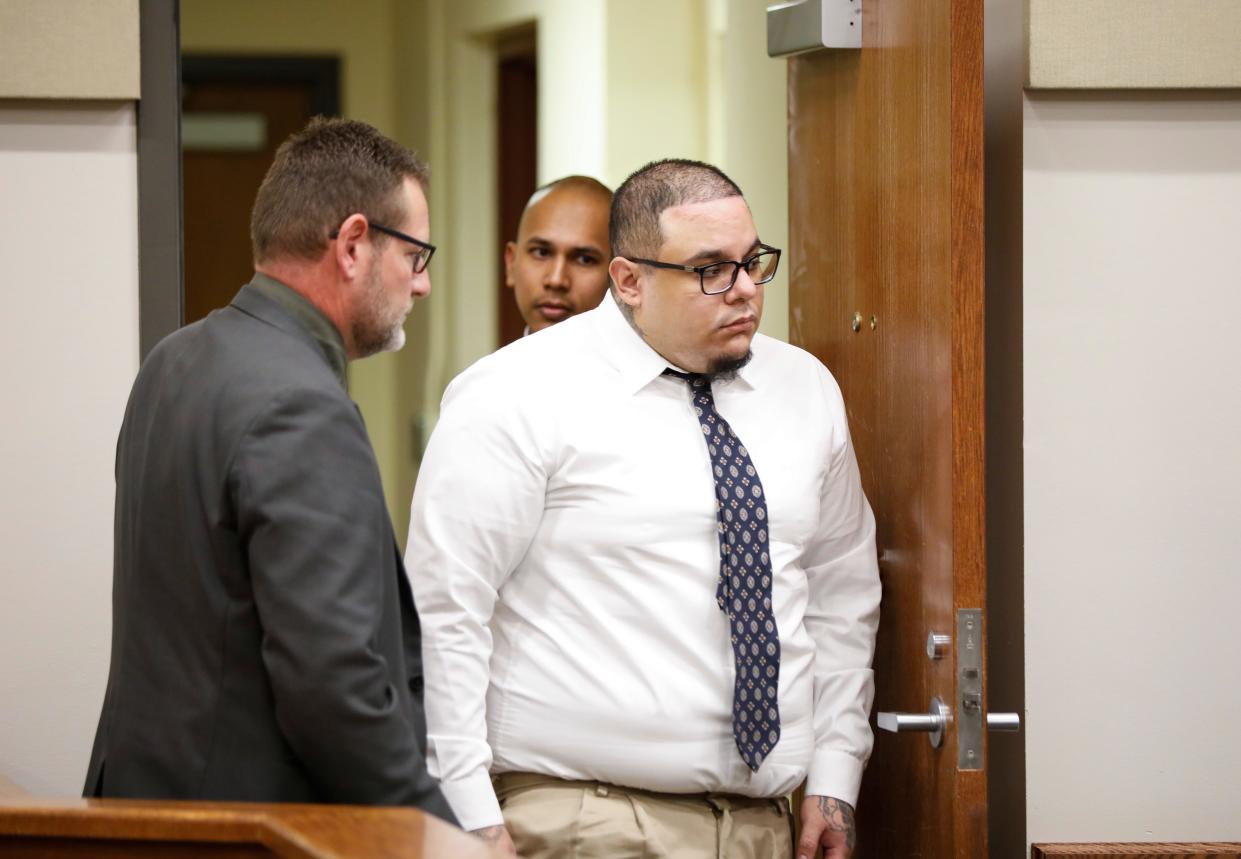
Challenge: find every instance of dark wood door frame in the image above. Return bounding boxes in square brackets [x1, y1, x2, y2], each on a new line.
[494, 26, 538, 347]
[137, 0, 183, 360]
[181, 55, 341, 118]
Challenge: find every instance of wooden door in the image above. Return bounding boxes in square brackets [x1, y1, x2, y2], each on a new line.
[181, 57, 339, 325]
[495, 28, 538, 347]
[787, 1, 987, 856]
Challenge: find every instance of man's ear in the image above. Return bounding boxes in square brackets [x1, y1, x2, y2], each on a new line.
[503, 241, 517, 289]
[333, 213, 370, 280]
[609, 257, 643, 310]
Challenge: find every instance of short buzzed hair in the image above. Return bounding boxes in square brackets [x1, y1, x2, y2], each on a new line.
[609, 159, 743, 260]
[251, 116, 429, 264]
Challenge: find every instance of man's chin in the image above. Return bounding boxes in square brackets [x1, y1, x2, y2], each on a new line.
[354, 321, 407, 358]
[707, 349, 754, 380]
[532, 306, 573, 330]
[384, 327, 407, 353]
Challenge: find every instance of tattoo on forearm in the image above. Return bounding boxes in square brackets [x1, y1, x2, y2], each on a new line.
[817, 796, 857, 849]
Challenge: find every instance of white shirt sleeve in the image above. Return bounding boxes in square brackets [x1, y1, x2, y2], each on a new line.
[801, 370, 882, 808]
[404, 366, 550, 831]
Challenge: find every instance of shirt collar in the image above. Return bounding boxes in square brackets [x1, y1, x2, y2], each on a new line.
[247, 272, 349, 389]
[589, 291, 759, 395]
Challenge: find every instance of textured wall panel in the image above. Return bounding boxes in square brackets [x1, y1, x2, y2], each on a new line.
[0, 0, 139, 99]
[1027, 0, 1241, 89]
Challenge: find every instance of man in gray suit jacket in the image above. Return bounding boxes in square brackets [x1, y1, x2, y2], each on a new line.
[84, 117, 454, 823]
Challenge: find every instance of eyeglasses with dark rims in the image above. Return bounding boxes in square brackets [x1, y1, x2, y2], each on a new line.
[628, 243, 781, 296]
[329, 220, 436, 274]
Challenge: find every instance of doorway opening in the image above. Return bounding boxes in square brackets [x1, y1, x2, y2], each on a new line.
[180, 55, 340, 324]
[494, 25, 538, 347]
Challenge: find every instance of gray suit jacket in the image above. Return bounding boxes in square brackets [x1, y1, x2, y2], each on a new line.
[84, 282, 454, 823]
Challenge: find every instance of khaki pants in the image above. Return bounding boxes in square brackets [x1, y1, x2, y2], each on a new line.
[494, 773, 795, 859]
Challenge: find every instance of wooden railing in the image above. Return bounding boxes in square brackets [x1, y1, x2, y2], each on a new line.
[1032, 844, 1241, 858]
[0, 796, 499, 858]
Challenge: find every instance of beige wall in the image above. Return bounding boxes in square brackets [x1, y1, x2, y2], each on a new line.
[710, 0, 790, 346]
[1023, 93, 1241, 842]
[604, 0, 708, 184]
[0, 102, 140, 795]
[390, 1, 437, 545]
[1027, 0, 1241, 89]
[180, 0, 397, 133]
[0, 0, 139, 99]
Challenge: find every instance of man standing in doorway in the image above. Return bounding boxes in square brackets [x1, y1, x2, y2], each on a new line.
[407, 158, 880, 857]
[504, 175, 612, 334]
[86, 118, 455, 824]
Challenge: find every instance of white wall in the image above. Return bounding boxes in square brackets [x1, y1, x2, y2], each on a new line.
[0, 102, 139, 794]
[1024, 94, 1241, 841]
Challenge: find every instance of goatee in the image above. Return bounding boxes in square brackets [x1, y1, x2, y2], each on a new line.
[706, 350, 753, 382]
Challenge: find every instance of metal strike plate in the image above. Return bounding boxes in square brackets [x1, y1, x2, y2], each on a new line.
[957, 608, 984, 770]
[766, 0, 862, 57]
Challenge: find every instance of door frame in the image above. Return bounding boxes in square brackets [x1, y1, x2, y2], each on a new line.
[137, 0, 182, 359]
[180, 55, 341, 119]
[494, 24, 538, 348]
[982, 0, 1028, 852]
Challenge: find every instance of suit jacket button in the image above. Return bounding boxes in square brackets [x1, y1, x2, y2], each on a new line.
[408, 676, 424, 694]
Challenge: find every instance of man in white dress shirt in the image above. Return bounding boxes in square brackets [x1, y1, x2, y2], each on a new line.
[406, 159, 880, 859]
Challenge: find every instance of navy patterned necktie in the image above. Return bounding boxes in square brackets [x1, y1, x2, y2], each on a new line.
[665, 369, 781, 770]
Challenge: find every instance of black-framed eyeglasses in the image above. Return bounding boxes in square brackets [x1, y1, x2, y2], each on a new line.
[329, 221, 436, 273]
[628, 243, 781, 295]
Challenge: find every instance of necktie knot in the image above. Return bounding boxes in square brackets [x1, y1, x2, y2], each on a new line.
[662, 367, 707, 386]
[663, 369, 713, 404]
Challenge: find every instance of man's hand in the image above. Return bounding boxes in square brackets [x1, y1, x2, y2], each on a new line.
[798, 794, 857, 859]
[470, 824, 517, 857]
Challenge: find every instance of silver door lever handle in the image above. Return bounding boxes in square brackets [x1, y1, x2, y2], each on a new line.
[877, 697, 950, 747]
[878, 709, 1020, 731]
[877, 712, 946, 732]
[878, 698, 1020, 748]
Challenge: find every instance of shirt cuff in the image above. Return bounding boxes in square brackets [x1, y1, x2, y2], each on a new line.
[804, 748, 867, 808]
[438, 770, 504, 832]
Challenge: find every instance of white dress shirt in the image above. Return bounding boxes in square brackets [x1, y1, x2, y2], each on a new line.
[405, 293, 880, 831]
